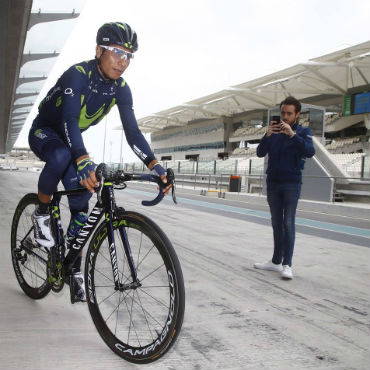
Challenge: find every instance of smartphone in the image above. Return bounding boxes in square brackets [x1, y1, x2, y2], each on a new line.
[271, 115, 280, 124]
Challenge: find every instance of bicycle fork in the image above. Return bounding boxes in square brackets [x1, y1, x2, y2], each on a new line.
[106, 214, 141, 292]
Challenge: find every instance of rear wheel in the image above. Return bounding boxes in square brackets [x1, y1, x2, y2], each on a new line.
[11, 193, 51, 299]
[85, 211, 185, 363]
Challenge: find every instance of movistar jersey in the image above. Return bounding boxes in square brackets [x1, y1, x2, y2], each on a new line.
[34, 59, 155, 165]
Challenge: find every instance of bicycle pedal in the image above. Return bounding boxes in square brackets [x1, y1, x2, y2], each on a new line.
[67, 274, 86, 304]
[68, 275, 76, 303]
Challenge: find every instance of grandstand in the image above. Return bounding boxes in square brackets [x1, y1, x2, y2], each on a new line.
[330, 152, 366, 176]
[325, 136, 362, 152]
[121, 42, 370, 202]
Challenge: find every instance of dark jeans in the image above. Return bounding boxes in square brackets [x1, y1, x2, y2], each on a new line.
[267, 182, 301, 267]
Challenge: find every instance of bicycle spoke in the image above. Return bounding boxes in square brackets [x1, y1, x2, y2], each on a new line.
[138, 285, 169, 288]
[135, 244, 156, 271]
[139, 263, 165, 284]
[137, 285, 169, 309]
[124, 290, 141, 347]
[132, 290, 166, 328]
[114, 290, 124, 337]
[103, 289, 132, 324]
[134, 291, 155, 341]
[93, 265, 116, 285]
[97, 288, 119, 306]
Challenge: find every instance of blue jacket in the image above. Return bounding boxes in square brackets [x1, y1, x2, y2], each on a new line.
[32, 59, 155, 165]
[256, 122, 315, 184]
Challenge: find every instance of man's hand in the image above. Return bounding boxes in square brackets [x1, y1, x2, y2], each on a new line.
[150, 162, 172, 195]
[266, 119, 282, 137]
[76, 156, 98, 193]
[279, 121, 295, 137]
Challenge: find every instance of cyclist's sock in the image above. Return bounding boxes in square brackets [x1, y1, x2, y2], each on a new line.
[65, 212, 88, 249]
[37, 201, 49, 214]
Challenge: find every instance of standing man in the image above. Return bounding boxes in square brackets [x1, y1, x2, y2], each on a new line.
[254, 96, 315, 279]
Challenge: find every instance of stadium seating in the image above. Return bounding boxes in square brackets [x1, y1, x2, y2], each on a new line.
[325, 137, 363, 153]
[325, 112, 343, 128]
[231, 126, 265, 138]
[330, 153, 365, 177]
[232, 147, 257, 156]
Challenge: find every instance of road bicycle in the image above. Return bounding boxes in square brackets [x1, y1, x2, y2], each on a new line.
[10, 164, 185, 363]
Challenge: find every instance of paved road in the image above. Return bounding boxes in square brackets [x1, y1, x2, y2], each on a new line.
[0, 170, 369, 370]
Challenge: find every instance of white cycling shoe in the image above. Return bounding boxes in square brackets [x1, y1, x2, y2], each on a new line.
[65, 270, 87, 303]
[31, 210, 55, 248]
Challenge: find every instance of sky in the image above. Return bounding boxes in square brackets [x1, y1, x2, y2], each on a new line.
[15, 0, 370, 163]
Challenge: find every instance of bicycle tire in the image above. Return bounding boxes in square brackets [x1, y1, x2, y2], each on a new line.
[85, 211, 185, 363]
[11, 193, 51, 299]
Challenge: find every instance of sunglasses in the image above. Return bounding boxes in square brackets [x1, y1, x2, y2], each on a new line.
[99, 45, 134, 61]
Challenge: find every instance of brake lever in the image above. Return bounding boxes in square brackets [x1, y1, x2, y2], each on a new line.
[166, 168, 177, 204]
[140, 169, 177, 206]
[171, 183, 177, 204]
[95, 178, 104, 205]
[95, 163, 106, 205]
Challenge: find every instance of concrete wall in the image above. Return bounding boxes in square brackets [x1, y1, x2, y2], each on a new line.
[0, 0, 32, 153]
[261, 156, 334, 202]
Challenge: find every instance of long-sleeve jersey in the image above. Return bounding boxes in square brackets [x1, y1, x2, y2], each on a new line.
[256, 122, 315, 184]
[34, 59, 155, 165]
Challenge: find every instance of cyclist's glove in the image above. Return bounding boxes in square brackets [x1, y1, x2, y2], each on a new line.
[151, 163, 166, 178]
[76, 158, 97, 182]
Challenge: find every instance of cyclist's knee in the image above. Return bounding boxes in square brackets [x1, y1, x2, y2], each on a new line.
[46, 142, 71, 168]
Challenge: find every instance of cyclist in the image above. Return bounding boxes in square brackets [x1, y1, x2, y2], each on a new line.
[28, 22, 171, 302]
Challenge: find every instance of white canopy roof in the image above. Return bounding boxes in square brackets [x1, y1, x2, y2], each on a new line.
[138, 41, 370, 133]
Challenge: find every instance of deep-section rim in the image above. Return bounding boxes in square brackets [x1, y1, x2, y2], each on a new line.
[85, 211, 185, 363]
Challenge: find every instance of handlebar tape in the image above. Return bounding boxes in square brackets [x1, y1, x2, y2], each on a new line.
[140, 174, 165, 206]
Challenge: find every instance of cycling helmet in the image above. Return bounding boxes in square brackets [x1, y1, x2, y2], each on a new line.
[96, 22, 138, 52]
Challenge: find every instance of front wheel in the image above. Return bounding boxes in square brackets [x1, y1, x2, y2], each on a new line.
[85, 211, 185, 363]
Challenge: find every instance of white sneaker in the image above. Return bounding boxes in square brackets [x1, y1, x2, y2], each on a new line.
[254, 260, 283, 272]
[281, 265, 293, 279]
[31, 210, 54, 248]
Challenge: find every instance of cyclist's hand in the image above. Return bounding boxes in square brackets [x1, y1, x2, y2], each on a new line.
[151, 163, 172, 195]
[76, 157, 98, 193]
[160, 175, 172, 195]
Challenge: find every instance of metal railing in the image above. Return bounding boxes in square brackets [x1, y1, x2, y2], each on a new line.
[171, 173, 370, 203]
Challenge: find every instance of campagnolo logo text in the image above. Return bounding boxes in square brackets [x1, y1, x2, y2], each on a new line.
[115, 270, 175, 356]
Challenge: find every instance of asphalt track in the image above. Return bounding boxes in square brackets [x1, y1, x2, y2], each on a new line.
[0, 170, 369, 370]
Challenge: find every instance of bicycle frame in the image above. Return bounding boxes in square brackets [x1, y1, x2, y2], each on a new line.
[52, 182, 139, 290]
[12, 166, 184, 362]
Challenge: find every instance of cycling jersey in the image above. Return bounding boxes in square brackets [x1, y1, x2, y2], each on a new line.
[33, 59, 155, 165]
